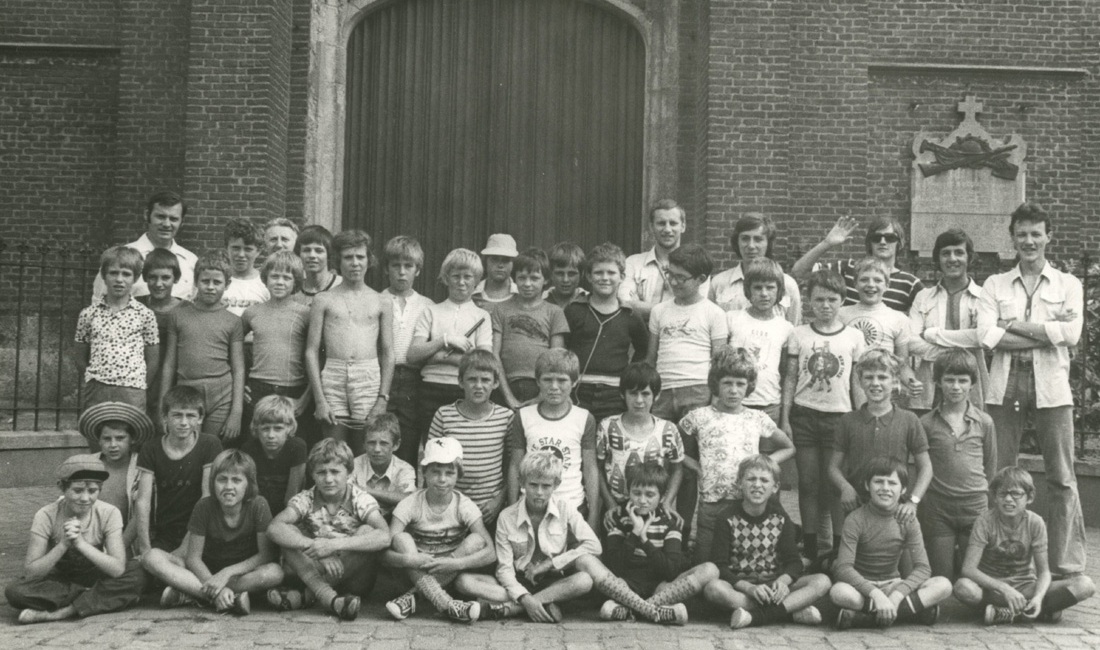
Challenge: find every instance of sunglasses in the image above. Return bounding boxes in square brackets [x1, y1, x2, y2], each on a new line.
[869, 233, 900, 244]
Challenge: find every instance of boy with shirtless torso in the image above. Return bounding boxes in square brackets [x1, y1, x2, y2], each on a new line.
[306, 230, 395, 456]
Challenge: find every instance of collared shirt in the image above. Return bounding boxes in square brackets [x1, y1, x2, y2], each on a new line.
[494, 496, 602, 601]
[350, 455, 416, 516]
[382, 288, 434, 365]
[920, 402, 997, 499]
[91, 233, 197, 302]
[413, 299, 493, 384]
[75, 297, 159, 389]
[978, 262, 1082, 408]
[709, 263, 802, 325]
[908, 279, 987, 409]
[472, 278, 518, 308]
[284, 484, 381, 539]
[619, 247, 711, 310]
[834, 405, 928, 486]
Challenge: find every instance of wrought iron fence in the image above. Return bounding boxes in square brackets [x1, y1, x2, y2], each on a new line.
[0, 239, 101, 431]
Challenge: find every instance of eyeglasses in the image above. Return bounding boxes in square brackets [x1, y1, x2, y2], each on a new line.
[666, 272, 697, 285]
[997, 489, 1028, 500]
[869, 233, 900, 244]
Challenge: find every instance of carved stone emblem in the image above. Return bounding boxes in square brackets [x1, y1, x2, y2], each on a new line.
[910, 96, 1027, 258]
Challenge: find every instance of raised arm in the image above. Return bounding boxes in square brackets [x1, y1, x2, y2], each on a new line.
[791, 216, 859, 279]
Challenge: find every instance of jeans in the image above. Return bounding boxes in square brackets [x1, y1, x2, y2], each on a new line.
[988, 360, 1086, 576]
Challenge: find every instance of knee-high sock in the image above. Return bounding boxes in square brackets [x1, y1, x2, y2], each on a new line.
[1043, 585, 1080, 614]
[415, 575, 456, 613]
[596, 575, 661, 621]
[647, 574, 703, 606]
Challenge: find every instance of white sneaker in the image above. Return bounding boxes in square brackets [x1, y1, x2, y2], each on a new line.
[792, 606, 822, 626]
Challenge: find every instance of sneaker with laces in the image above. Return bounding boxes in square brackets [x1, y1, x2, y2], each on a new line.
[447, 599, 480, 623]
[729, 607, 753, 629]
[386, 592, 417, 620]
[598, 600, 634, 621]
[791, 606, 822, 626]
[916, 603, 940, 626]
[480, 602, 514, 621]
[160, 586, 196, 608]
[654, 603, 688, 626]
[985, 604, 1015, 625]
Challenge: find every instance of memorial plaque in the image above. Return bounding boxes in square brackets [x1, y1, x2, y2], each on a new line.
[910, 96, 1027, 258]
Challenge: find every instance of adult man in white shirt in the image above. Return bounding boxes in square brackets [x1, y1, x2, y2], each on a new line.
[619, 199, 708, 319]
[91, 191, 197, 302]
[977, 202, 1086, 578]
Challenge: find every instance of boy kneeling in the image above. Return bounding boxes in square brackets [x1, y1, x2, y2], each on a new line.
[383, 437, 496, 623]
[7, 455, 144, 624]
[702, 455, 830, 628]
[266, 439, 391, 620]
[954, 466, 1094, 625]
[830, 457, 952, 629]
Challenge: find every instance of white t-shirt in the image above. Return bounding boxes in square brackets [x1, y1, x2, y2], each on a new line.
[787, 324, 867, 413]
[727, 310, 793, 407]
[838, 301, 910, 353]
[649, 299, 729, 389]
[223, 275, 270, 317]
[413, 299, 493, 385]
[509, 403, 596, 513]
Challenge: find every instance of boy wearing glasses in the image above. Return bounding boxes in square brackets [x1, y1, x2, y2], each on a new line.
[644, 243, 728, 423]
[954, 467, 1094, 625]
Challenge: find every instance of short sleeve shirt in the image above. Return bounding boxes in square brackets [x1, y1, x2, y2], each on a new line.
[429, 402, 513, 511]
[507, 403, 597, 512]
[833, 406, 929, 484]
[167, 303, 244, 381]
[490, 298, 570, 379]
[241, 436, 308, 514]
[31, 499, 122, 577]
[819, 259, 923, 313]
[838, 302, 911, 352]
[392, 490, 482, 555]
[970, 509, 1047, 582]
[188, 495, 272, 567]
[284, 484, 381, 539]
[242, 301, 310, 386]
[222, 275, 270, 316]
[727, 311, 793, 407]
[413, 299, 493, 385]
[596, 415, 684, 504]
[788, 324, 867, 413]
[75, 298, 159, 389]
[350, 455, 417, 516]
[678, 406, 774, 503]
[649, 299, 729, 389]
[137, 434, 223, 546]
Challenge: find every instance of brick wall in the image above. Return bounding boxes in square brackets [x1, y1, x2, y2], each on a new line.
[283, 0, 312, 224]
[0, 0, 118, 44]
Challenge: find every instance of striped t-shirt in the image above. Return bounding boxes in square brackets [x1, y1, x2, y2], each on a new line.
[428, 402, 514, 511]
[819, 259, 923, 314]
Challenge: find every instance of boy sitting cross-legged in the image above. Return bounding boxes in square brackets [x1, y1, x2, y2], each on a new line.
[266, 438, 391, 620]
[6, 455, 145, 624]
[461, 451, 688, 625]
[701, 455, 830, 629]
[954, 466, 1095, 625]
[830, 457, 952, 629]
[599, 462, 716, 622]
[350, 413, 416, 520]
[383, 437, 496, 623]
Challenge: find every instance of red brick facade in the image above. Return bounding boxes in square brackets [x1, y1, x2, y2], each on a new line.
[1, 0, 1096, 276]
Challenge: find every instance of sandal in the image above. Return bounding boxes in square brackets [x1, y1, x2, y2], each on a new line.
[330, 594, 361, 621]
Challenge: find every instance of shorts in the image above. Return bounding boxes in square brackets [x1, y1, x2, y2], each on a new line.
[918, 491, 986, 539]
[508, 378, 540, 403]
[789, 404, 843, 449]
[622, 573, 661, 598]
[652, 384, 711, 422]
[984, 577, 1037, 604]
[747, 403, 781, 424]
[867, 577, 904, 594]
[691, 499, 736, 565]
[574, 381, 626, 422]
[517, 568, 570, 593]
[178, 374, 233, 438]
[321, 358, 381, 423]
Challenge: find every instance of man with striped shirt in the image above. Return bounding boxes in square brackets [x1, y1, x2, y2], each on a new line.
[428, 350, 515, 526]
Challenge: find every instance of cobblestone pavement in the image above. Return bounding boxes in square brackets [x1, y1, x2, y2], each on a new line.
[2, 486, 1098, 649]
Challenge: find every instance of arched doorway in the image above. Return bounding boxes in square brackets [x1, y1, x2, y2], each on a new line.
[342, 0, 645, 295]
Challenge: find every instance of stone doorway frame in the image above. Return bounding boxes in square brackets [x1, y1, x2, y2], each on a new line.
[303, 0, 679, 240]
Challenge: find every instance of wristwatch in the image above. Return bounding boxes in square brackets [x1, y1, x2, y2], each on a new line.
[909, 495, 922, 505]
[378, 394, 390, 402]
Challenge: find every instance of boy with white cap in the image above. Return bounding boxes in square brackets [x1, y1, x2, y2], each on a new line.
[473, 233, 519, 307]
[6, 455, 145, 624]
[384, 437, 496, 623]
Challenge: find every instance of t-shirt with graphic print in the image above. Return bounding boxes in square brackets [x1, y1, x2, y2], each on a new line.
[678, 406, 774, 503]
[490, 297, 570, 380]
[969, 509, 1047, 582]
[596, 414, 684, 505]
[649, 299, 728, 389]
[284, 484, 381, 539]
[787, 324, 867, 413]
[838, 301, 910, 353]
[391, 489, 482, 556]
[727, 310, 793, 407]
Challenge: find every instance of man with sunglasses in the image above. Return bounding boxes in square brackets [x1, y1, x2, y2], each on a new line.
[976, 201, 1086, 580]
[792, 216, 923, 313]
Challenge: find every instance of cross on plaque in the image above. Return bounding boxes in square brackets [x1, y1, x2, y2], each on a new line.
[958, 95, 983, 121]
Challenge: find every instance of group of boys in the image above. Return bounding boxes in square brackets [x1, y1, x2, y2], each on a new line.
[7, 194, 1093, 630]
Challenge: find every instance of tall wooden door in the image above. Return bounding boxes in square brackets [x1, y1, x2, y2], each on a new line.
[344, 0, 644, 296]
